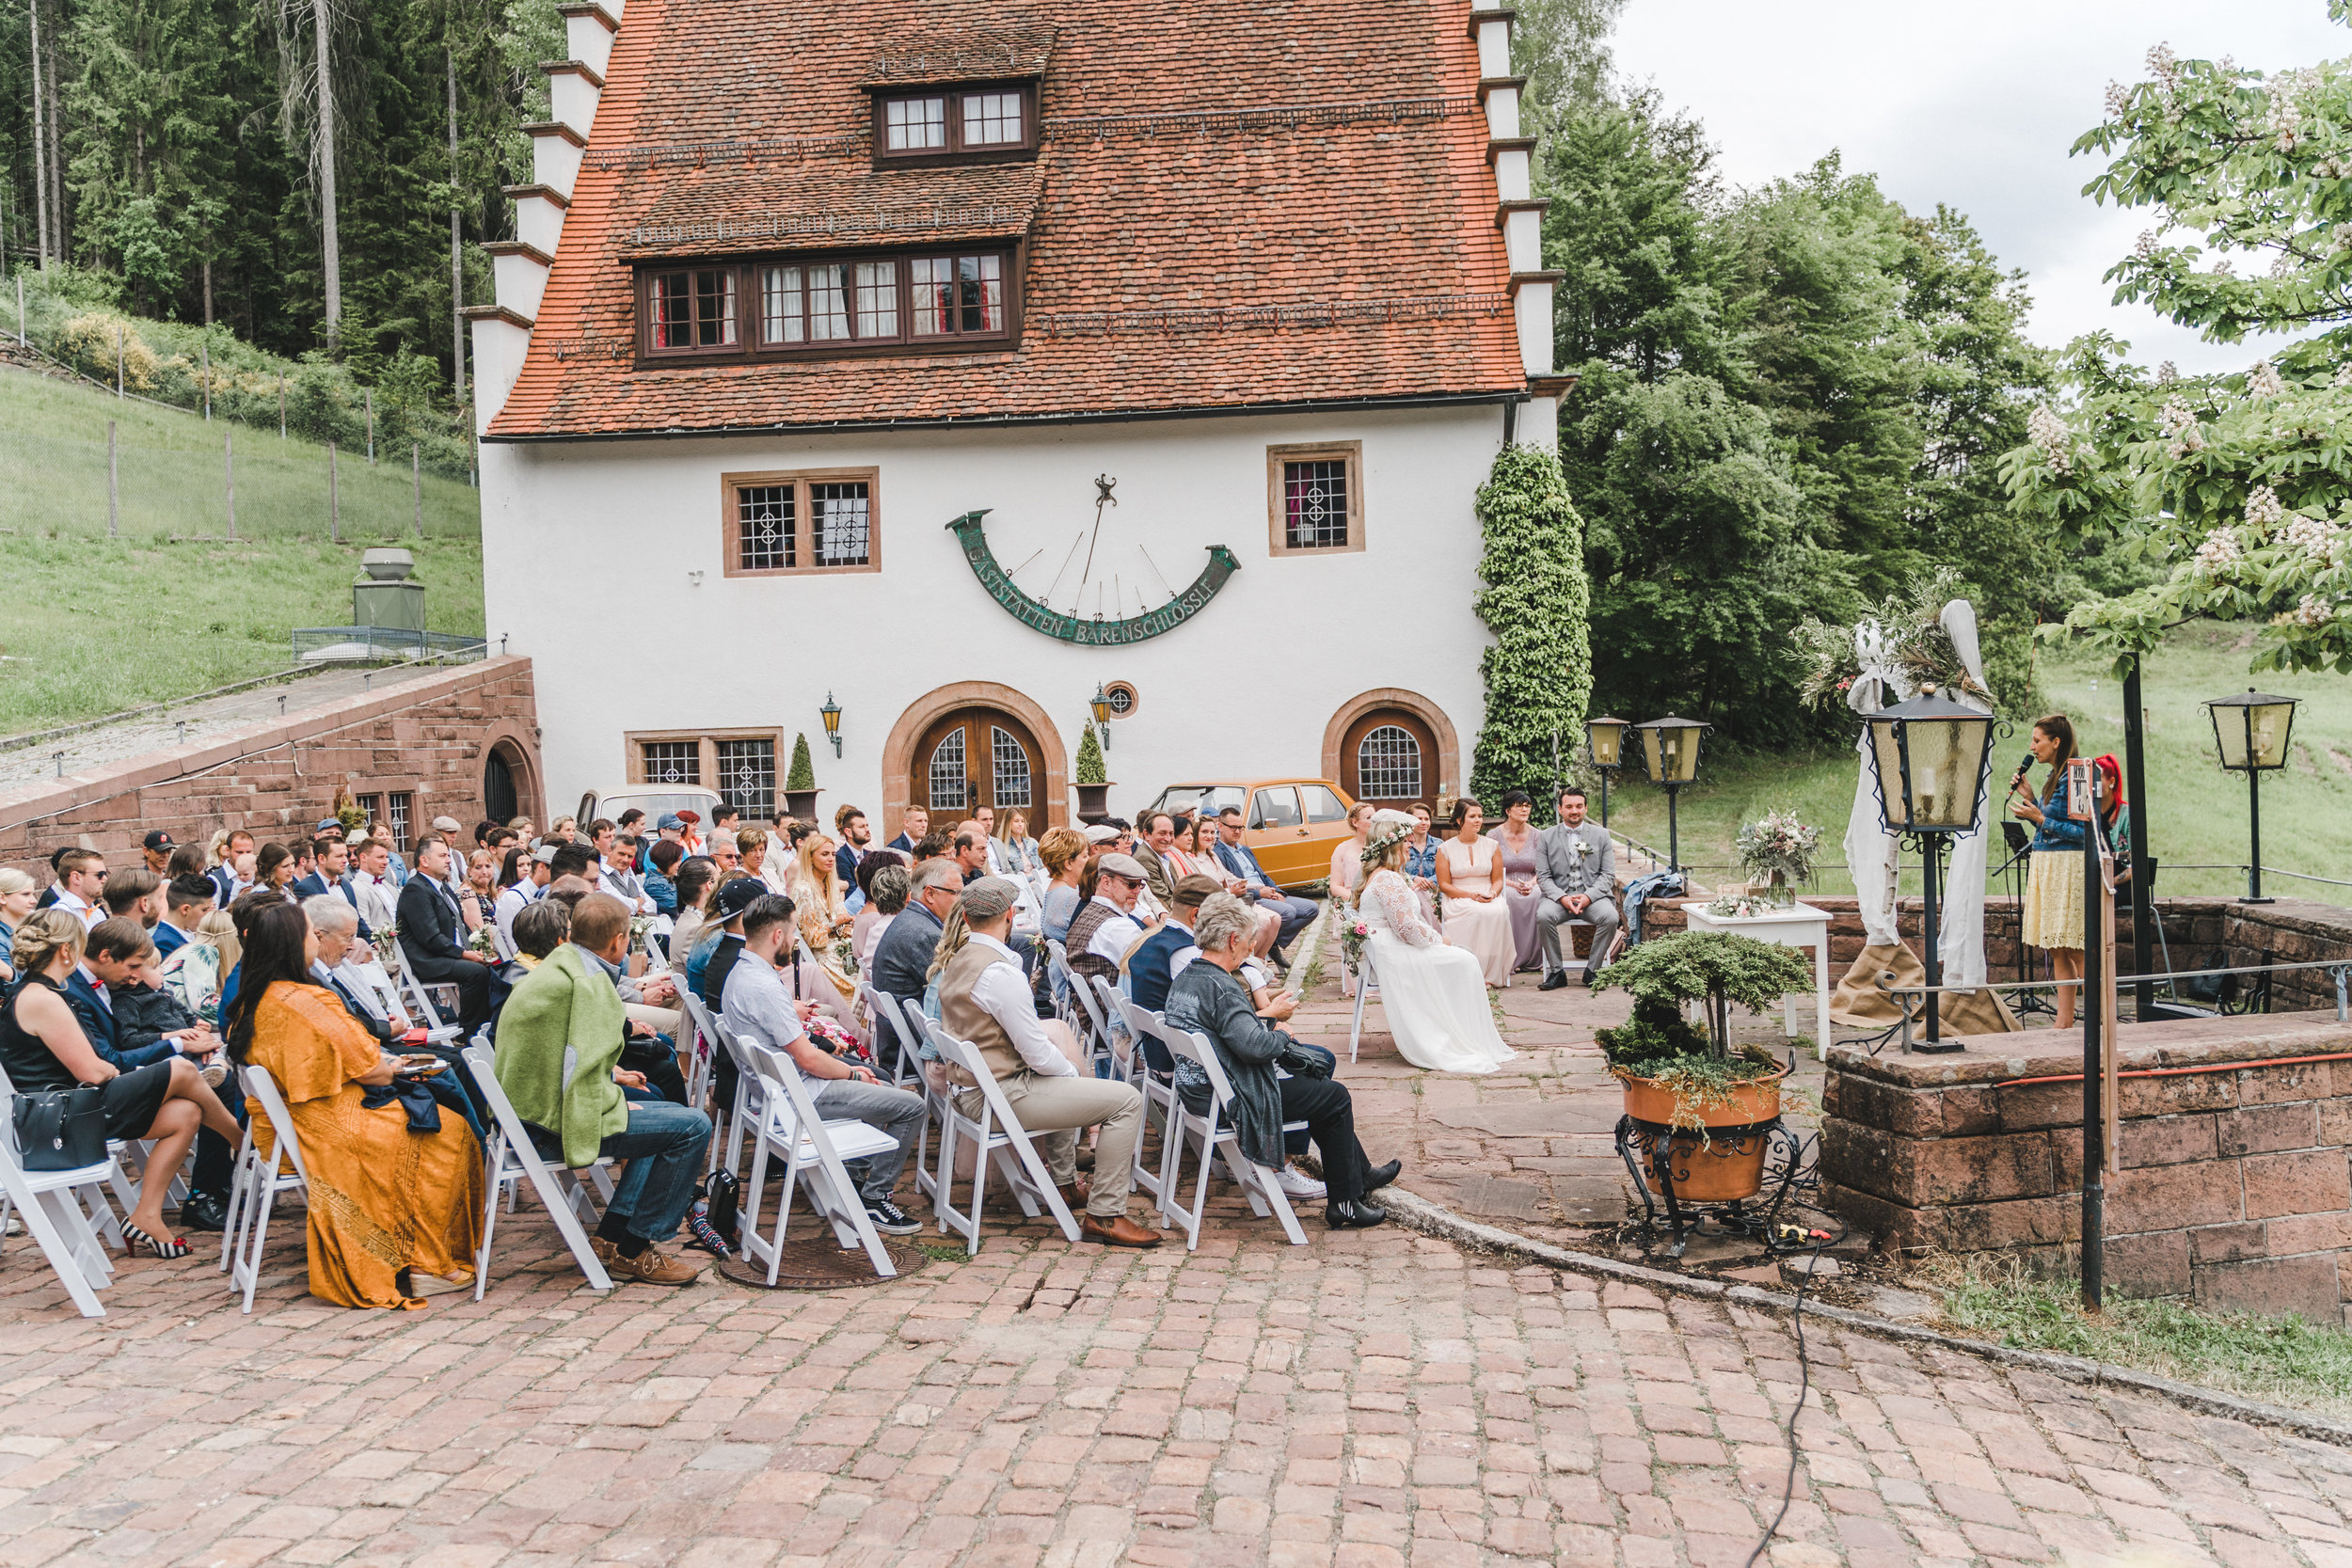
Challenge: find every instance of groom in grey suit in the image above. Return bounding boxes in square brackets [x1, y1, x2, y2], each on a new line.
[1534, 786, 1620, 989]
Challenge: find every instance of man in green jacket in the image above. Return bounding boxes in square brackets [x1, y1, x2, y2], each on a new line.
[495, 892, 710, 1286]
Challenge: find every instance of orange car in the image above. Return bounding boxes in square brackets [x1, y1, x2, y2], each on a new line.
[1141, 778, 1359, 889]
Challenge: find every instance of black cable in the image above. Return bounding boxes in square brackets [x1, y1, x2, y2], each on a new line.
[1745, 1227, 1836, 1568]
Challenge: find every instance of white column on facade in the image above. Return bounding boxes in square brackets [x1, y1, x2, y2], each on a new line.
[507, 184, 571, 254]
[560, 2, 619, 76]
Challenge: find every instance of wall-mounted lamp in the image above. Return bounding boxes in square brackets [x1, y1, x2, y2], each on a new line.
[1089, 683, 1113, 751]
[820, 691, 843, 759]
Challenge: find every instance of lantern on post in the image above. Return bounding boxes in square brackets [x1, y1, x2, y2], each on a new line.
[1585, 714, 1629, 827]
[1089, 683, 1114, 752]
[1862, 685, 1997, 1051]
[819, 691, 843, 759]
[1633, 716, 1709, 873]
[2205, 689, 2297, 903]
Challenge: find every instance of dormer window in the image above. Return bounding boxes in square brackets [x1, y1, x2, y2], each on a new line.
[637, 247, 1021, 362]
[651, 269, 738, 350]
[871, 84, 1037, 166]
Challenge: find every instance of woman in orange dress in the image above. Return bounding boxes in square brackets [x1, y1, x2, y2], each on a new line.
[225, 903, 484, 1309]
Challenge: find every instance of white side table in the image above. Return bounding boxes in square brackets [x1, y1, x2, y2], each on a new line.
[1678, 901, 1833, 1060]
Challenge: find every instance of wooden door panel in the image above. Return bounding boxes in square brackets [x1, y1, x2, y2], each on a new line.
[917, 707, 1048, 827]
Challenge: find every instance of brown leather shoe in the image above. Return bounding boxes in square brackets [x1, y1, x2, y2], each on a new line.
[1056, 1177, 1090, 1212]
[1079, 1212, 1162, 1248]
[592, 1237, 704, 1286]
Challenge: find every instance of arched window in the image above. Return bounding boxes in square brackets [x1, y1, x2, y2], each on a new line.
[927, 729, 967, 811]
[1356, 724, 1422, 800]
[992, 726, 1032, 808]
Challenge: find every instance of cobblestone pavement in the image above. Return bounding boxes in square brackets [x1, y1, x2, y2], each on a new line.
[7, 1185, 2352, 1568]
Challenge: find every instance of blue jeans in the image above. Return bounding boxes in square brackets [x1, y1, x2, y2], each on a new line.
[1258, 894, 1318, 949]
[599, 1100, 713, 1245]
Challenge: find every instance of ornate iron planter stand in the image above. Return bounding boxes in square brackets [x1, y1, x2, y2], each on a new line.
[1613, 1114, 1820, 1258]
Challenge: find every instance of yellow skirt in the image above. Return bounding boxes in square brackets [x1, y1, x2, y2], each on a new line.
[2023, 850, 2085, 952]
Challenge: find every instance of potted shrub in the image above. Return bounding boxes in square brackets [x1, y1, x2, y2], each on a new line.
[1593, 930, 1813, 1201]
[782, 733, 820, 822]
[1073, 723, 1112, 822]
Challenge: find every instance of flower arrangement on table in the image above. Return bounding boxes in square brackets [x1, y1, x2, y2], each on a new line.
[1703, 892, 1775, 921]
[1735, 808, 1820, 904]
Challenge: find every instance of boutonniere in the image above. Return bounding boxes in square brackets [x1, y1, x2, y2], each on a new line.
[1570, 837, 1595, 860]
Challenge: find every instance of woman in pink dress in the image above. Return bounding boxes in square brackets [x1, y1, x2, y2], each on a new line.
[1487, 789, 1545, 974]
[1435, 799, 1515, 987]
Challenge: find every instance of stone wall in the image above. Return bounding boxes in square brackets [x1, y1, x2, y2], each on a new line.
[0, 657, 543, 865]
[1820, 1013, 2352, 1323]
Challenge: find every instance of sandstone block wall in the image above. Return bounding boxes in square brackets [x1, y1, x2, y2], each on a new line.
[0, 658, 542, 865]
[1821, 1013, 2352, 1323]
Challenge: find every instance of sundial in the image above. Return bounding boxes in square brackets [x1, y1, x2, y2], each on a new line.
[944, 473, 1239, 645]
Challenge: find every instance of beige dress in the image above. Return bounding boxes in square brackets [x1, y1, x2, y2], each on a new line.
[1437, 837, 1515, 987]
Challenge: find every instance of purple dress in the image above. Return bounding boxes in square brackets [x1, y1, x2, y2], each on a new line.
[1492, 829, 1544, 972]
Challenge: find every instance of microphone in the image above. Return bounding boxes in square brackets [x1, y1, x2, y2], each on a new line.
[2007, 752, 2034, 803]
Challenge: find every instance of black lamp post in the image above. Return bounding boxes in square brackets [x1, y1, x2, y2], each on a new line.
[819, 691, 843, 759]
[1633, 716, 1709, 872]
[2205, 688, 2298, 904]
[1585, 714, 1629, 827]
[1089, 683, 1114, 752]
[1863, 685, 1997, 1051]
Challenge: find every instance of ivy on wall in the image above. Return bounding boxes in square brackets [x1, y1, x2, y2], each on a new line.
[1470, 444, 1595, 820]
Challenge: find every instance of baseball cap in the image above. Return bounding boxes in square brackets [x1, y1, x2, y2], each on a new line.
[1097, 853, 1149, 881]
[657, 813, 684, 831]
[713, 877, 769, 922]
[142, 830, 175, 851]
[532, 843, 560, 865]
[315, 817, 343, 834]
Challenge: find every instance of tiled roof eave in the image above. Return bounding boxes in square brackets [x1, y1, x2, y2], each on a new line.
[486, 386, 1526, 444]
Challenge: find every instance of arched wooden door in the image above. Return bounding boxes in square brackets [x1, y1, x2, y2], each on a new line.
[1341, 708, 1438, 812]
[916, 707, 1049, 826]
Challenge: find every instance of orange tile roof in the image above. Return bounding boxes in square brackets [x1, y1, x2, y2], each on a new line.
[489, 0, 1524, 440]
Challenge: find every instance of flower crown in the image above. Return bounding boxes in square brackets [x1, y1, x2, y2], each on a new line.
[1359, 809, 1420, 871]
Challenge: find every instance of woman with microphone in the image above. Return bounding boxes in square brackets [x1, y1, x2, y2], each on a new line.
[2009, 715, 2088, 1030]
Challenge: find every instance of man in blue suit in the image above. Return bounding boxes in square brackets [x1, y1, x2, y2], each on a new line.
[291, 835, 373, 942]
[1210, 806, 1318, 962]
[71, 919, 209, 1069]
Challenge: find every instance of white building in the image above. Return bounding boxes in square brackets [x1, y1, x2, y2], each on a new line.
[471, 0, 1565, 838]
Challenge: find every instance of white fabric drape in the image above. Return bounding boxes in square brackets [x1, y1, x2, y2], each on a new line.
[1840, 601, 1994, 983]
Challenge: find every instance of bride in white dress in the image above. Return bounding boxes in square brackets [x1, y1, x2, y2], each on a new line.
[1356, 814, 1517, 1075]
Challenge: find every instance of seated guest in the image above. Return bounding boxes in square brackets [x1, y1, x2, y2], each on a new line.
[160, 906, 239, 1025]
[48, 847, 107, 928]
[2, 911, 243, 1257]
[745, 828, 787, 896]
[834, 806, 873, 901]
[950, 825, 992, 887]
[668, 855, 720, 958]
[886, 806, 930, 855]
[102, 867, 163, 930]
[690, 878, 770, 1010]
[872, 861, 961, 1007]
[1210, 806, 1318, 964]
[98, 917, 243, 1230]
[496, 894, 713, 1286]
[253, 842, 299, 902]
[1166, 895, 1401, 1229]
[347, 836, 399, 935]
[725, 894, 924, 1235]
[207, 830, 255, 907]
[291, 834, 374, 941]
[1135, 812, 1182, 907]
[227, 902, 484, 1304]
[1037, 826, 1089, 945]
[1064, 852, 1153, 993]
[996, 808, 1041, 878]
[72, 919, 216, 1071]
[0, 865, 40, 983]
[141, 828, 177, 878]
[305, 895, 485, 1141]
[644, 838, 686, 915]
[933, 879, 1159, 1247]
[854, 862, 909, 981]
[395, 836, 498, 1032]
[495, 842, 555, 953]
[460, 848, 501, 933]
[911, 829, 951, 868]
[153, 876, 213, 962]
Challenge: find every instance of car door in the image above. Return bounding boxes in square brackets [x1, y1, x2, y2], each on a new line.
[1245, 785, 1311, 886]
[1295, 782, 1355, 883]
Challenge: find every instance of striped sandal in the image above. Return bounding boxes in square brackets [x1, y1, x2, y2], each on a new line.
[120, 1222, 190, 1259]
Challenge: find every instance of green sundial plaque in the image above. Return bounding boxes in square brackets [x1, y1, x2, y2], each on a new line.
[946, 510, 1240, 646]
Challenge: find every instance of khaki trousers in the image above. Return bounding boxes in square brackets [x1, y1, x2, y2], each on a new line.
[957, 1070, 1144, 1218]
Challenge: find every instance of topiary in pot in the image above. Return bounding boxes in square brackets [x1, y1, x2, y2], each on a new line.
[782, 732, 819, 821]
[1073, 722, 1112, 821]
[1594, 930, 1814, 1199]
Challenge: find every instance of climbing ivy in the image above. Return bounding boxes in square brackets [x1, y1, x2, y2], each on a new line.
[1470, 443, 1595, 819]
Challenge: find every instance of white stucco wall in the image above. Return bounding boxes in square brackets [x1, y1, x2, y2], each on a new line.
[480, 404, 1511, 827]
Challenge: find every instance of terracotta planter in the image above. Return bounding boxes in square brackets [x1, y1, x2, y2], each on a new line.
[1622, 1067, 1787, 1203]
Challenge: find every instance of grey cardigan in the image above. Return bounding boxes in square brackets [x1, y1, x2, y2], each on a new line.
[1163, 959, 1315, 1171]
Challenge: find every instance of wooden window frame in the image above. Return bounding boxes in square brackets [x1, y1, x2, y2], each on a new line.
[625, 728, 787, 797]
[633, 245, 1022, 367]
[1265, 440, 1366, 557]
[866, 81, 1041, 168]
[720, 467, 883, 578]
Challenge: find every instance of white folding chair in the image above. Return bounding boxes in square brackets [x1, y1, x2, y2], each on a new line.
[678, 989, 721, 1122]
[460, 1044, 614, 1299]
[898, 996, 949, 1209]
[230, 1064, 316, 1312]
[1159, 1024, 1310, 1250]
[395, 941, 458, 1035]
[1087, 975, 1133, 1078]
[0, 1085, 122, 1318]
[737, 1042, 900, 1282]
[1347, 946, 1380, 1064]
[861, 981, 922, 1089]
[1065, 968, 1116, 1073]
[1112, 996, 1184, 1211]
[920, 1019, 1081, 1254]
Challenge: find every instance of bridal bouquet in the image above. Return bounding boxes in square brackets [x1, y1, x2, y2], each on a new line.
[466, 922, 501, 958]
[1736, 809, 1820, 885]
[628, 913, 657, 955]
[806, 1014, 872, 1067]
[1337, 912, 1372, 969]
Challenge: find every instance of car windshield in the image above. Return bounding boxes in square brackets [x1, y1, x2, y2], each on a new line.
[600, 792, 716, 821]
[1151, 784, 1245, 818]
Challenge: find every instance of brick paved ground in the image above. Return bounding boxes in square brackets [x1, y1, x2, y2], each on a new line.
[8, 1184, 2352, 1568]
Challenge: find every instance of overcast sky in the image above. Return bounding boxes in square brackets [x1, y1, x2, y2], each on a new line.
[1611, 1, 2346, 374]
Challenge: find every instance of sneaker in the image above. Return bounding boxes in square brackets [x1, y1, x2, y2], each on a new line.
[1270, 1164, 1327, 1200]
[865, 1197, 921, 1236]
[199, 1060, 230, 1088]
[591, 1236, 704, 1287]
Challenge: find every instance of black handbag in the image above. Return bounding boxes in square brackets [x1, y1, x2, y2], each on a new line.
[12, 1084, 108, 1172]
